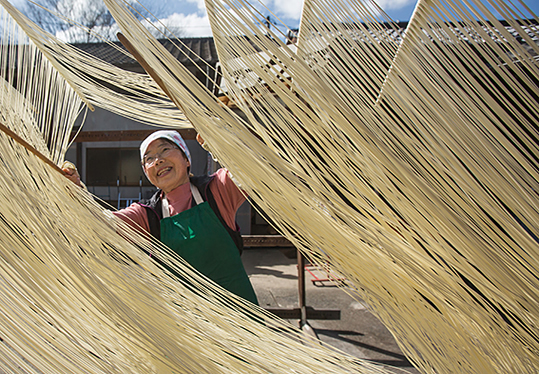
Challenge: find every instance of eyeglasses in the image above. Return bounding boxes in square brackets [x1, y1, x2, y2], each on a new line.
[142, 145, 179, 166]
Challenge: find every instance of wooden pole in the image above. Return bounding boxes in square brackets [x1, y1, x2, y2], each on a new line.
[0, 122, 66, 175]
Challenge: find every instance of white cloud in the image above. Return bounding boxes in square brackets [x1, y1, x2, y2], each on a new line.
[160, 12, 212, 37]
[375, 0, 416, 11]
[269, 0, 304, 21]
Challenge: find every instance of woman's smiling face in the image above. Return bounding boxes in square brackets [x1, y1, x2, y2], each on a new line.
[142, 139, 190, 194]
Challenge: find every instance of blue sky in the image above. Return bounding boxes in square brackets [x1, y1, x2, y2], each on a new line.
[12, 0, 539, 38]
[151, 0, 539, 37]
[152, 0, 418, 37]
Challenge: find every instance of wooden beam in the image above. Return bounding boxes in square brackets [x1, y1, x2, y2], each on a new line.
[70, 129, 197, 143]
[264, 306, 341, 320]
[242, 235, 294, 248]
[0, 121, 66, 175]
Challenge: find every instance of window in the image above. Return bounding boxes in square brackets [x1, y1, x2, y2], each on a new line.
[86, 148, 151, 186]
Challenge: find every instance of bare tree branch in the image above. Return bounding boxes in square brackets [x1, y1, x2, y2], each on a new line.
[21, 0, 185, 43]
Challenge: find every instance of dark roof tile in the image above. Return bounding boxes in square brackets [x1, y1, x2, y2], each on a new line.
[71, 37, 218, 67]
[70, 20, 537, 68]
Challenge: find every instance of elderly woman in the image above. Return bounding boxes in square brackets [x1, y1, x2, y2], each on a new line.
[64, 130, 258, 305]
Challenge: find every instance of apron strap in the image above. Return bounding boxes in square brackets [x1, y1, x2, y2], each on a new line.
[162, 193, 170, 218]
[162, 183, 204, 218]
[190, 183, 204, 205]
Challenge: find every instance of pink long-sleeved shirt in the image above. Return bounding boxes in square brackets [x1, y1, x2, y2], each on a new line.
[114, 169, 246, 233]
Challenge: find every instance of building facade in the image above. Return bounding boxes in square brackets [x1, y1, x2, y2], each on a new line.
[65, 37, 260, 234]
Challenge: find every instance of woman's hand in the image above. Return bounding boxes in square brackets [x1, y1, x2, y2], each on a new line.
[62, 161, 82, 187]
[196, 133, 205, 147]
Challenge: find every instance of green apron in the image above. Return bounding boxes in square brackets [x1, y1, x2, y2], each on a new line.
[159, 185, 258, 305]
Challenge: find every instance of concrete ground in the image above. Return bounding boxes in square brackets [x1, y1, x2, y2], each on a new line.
[242, 248, 421, 374]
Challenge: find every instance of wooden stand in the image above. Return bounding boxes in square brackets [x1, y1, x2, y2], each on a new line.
[244, 235, 341, 334]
